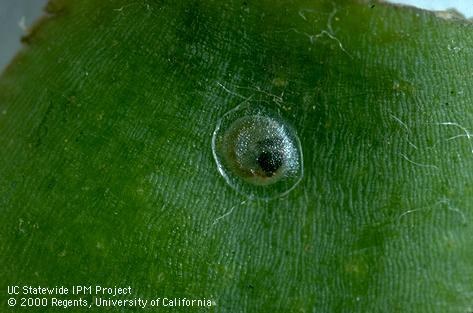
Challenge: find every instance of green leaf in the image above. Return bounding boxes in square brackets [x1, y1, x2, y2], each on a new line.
[1, 0, 472, 312]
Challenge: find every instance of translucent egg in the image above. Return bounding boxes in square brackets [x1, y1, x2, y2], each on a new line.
[212, 103, 303, 199]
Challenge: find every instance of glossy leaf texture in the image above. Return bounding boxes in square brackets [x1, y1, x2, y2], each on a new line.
[0, 0, 472, 312]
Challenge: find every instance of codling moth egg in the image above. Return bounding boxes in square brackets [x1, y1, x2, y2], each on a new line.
[212, 102, 303, 199]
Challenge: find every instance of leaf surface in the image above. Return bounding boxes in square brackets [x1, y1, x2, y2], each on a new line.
[0, 1, 472, 312]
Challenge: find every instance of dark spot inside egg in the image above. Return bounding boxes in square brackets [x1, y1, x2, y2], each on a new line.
[257, 150, 283, 176]
[255, 138, 284, 176]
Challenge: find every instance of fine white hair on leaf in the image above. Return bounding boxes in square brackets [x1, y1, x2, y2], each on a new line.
[113, 1, 148, 13]
[216, 82, 250, 100]
[326, 2, 338, 34]
[447, 134, 470, 141]
[216, 81, 285, 106]
[319, 31, 352, 58]
[212, 200, 247, 226]
[398, 198, 467, 225]
[252, 86, 285, 105]
[437, 198, 468, 225]
[113, 4, 134, 12]
[284, 28, 352, 59]
[399, 153, 439, 170]
[390, 114, 418, 149]
[436, 122, 473, 154]
[390, 114, 411, 134]
[406, 140, 419, 150]
[298, 9, 314, 21]
[283, 3, 352, 58]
